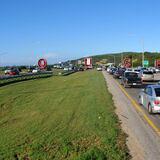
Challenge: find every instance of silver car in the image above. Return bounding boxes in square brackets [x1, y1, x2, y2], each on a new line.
[139, 85, 160, 114]
[139, 71, 154, 81]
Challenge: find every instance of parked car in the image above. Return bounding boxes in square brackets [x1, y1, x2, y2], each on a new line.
[121, 71, 142, 88]
[5, 67, 19, 75]
[139, 85, 160, 114]
[139, 71, 154, 81]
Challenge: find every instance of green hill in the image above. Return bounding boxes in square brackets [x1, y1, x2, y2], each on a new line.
[72, 52, 160, 67]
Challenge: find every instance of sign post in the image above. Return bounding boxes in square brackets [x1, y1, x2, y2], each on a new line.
[154, 60, 160, 68]
[38, 58, 47, 69]
[143, 60, 149, 67]
[123, 56, 132, 68]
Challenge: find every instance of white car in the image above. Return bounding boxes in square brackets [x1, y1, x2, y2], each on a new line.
[4, 69, 11, 74]
[139, 85, 160, 113]
[139, 71, 154, 81]
[32, 69, 40, 73]
[155, 68, 160, 73]
[97, 67, 102, 71]
[63, 67, 69, 71]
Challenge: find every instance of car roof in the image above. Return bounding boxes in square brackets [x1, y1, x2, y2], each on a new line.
[124, 71, 139, 73]
[146, 85, 160, 89]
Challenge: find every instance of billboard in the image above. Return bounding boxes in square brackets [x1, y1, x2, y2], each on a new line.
[155, 59, 160, 68]
[123, 56, 132, 68]
[84, 57, 92, 69]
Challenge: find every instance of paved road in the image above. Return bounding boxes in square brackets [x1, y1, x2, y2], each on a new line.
[103, 71, 160, 160]
[116, 74, 160, 129]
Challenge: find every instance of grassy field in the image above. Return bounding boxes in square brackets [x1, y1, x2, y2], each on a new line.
[0, 70, 4, 75]
[0, 70, 130, 160]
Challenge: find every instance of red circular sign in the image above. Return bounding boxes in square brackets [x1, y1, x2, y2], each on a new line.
[38, 58, 47, 69]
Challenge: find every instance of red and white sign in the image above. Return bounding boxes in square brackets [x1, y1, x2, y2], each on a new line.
[84, 57, 92, 69]
[38, 58, 47, 69]
[123, 57, 132, 68]
[155, 59, 160, 68]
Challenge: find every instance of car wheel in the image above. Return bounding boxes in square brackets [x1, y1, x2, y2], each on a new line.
[139, 96, 142, 105]
[148, 104, 153, 114]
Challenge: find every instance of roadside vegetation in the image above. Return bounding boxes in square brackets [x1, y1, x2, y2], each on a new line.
[0, 70, 130, 159]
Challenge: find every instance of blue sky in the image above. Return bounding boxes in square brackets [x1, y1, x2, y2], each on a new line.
[0, 0, 160, 66]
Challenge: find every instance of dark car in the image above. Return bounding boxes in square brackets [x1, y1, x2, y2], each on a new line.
[113, 69, 125, 79]
[121, 71, 142, 88]
[109, 68, 117, 75]
[77, 66, 84, 71]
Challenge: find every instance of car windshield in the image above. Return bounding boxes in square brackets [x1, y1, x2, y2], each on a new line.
[143, 71, 153, 74]
[125, 72, 138, 78]
[154, 88, 160, 97]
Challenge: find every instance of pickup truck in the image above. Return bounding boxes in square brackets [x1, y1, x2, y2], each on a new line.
[121, 71, 142, 88]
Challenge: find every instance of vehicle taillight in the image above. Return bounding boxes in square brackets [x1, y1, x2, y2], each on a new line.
[154, 100, 160, 105]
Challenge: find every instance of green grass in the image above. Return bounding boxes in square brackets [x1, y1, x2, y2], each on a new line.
[0, 70, 130, 160]
[0, 70, 4, 75]
[52, 68, 63, 76]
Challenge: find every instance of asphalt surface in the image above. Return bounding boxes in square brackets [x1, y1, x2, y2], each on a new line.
[103, 71, 160, 160]
[116, 74, 160, 129]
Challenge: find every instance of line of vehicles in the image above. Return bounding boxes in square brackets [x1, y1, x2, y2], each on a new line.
[106, 66, 160, 114]
[4, 67, 41, 75]
[3, 64, 85, 76]
[107, 67, 155, 87]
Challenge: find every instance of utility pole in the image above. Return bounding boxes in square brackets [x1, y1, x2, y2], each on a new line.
[142, 39, 144, 67]
[121, 53, 123, 66]
[113, 55, 116, 66]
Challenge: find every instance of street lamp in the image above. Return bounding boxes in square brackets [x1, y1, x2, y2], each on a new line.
[127, 34, 145, 67]
[113, 55, 116, 66]
[141, 39, 144, 67]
